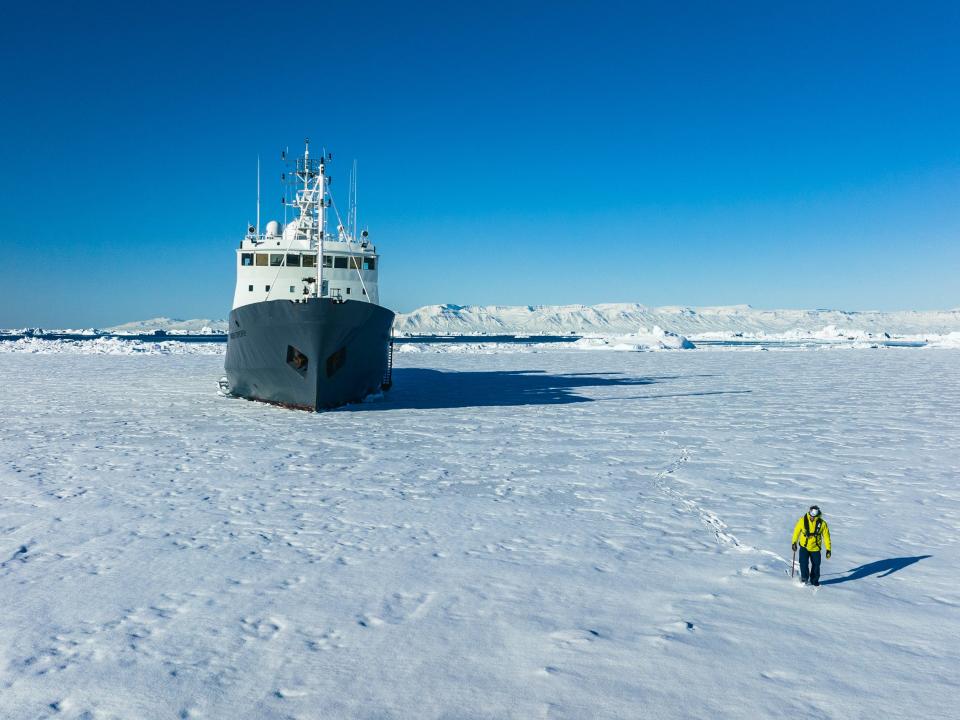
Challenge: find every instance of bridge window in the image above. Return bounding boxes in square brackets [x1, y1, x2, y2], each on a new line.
[302, 254, 316, 268]
[363, 257, 376, 270]
[255, 253, 268, 266]
[241, 253, 254, 266]
[286, 254, 301, 267]
[270, 254, 284, 267]
[349, 257, 362, 270]
[323, 255, 333, 268]
[334, 256, 348, 269]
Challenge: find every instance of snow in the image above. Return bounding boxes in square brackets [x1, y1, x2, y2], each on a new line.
[572, 325, 696, 351]
[0, 337, 225, 355]
[2, 349, 958, 718]
[394, 327, 694, 355]
[107, 317, 228, 334]
[394, 303, 960, 337]
[66, 303, 960, 340]
[926, 331, 960, 349]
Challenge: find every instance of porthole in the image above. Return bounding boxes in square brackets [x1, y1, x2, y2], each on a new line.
[286, 345, 309, 375]
[326, 347, 346, 377]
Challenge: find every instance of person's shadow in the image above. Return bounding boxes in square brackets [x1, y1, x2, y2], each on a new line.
[821, 556, 931, 585]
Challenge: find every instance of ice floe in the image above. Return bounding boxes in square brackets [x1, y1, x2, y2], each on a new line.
[0, 349, 957, 718]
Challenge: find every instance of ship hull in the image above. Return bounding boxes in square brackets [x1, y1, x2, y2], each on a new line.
[225, 298, 395, 410]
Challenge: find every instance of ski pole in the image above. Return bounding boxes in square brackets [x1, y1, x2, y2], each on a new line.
[790, 545, 796, 578]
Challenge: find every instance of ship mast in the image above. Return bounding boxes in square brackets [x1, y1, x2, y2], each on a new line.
[317, 144, 325, 297]
[277, 139, 331, 299]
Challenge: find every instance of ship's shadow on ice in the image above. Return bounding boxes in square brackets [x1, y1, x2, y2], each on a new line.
[354, 368, 732, 410]
[821, 555, 932, 585]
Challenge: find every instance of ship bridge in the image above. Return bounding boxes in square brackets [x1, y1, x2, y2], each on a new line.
[233, 236, 380, 308]
[231, 141, 381, 309]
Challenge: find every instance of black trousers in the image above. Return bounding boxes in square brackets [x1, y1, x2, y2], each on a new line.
[799, 547, 822, 585]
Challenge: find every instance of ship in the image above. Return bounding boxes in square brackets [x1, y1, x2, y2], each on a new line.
[222, 140, 395, 410]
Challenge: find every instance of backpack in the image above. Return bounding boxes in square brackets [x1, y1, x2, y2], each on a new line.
[803, 515, 823, 546]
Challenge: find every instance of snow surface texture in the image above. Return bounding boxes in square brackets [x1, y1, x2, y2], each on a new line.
[93, 303, 960, 338]
[2, 350, 958, 719]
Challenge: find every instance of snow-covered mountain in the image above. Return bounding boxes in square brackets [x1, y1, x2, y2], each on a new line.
[102, 304, 960, 338]
[394, 303, 960, 337]
[108, 317, 228, 334]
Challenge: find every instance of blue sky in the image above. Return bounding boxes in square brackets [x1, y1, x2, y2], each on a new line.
[1, 1, 958, 326]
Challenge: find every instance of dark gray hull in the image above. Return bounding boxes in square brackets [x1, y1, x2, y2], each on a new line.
[225, 298, 395, 410]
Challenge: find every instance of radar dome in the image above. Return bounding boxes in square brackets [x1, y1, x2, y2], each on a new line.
[265, 220, 282, 237]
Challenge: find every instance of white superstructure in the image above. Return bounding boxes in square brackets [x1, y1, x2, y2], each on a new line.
[232, 140, 380, 309]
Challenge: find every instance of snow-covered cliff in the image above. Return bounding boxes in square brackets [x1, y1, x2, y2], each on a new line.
[108, 318, 227, 334]
[393, 303, 960, 337]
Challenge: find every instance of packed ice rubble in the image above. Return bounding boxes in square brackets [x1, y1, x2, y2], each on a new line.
[927, 331, 960, 348]
[572, 326, 696, 351]
[0, 337, 225, 355]
[397, 326, 694, 354]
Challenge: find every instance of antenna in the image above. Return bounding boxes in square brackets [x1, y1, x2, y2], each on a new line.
[256, 155, 261, 237]
[304, 138, 310, 194]
[349, 159, 358, 241]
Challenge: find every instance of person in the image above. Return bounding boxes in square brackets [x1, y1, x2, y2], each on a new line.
[792, 505, 831, 586]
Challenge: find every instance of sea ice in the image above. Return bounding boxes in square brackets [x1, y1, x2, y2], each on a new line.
[1, 349, 958, 718]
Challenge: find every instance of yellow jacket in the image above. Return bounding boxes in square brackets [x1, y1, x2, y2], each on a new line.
[792, 514, 831, 552]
